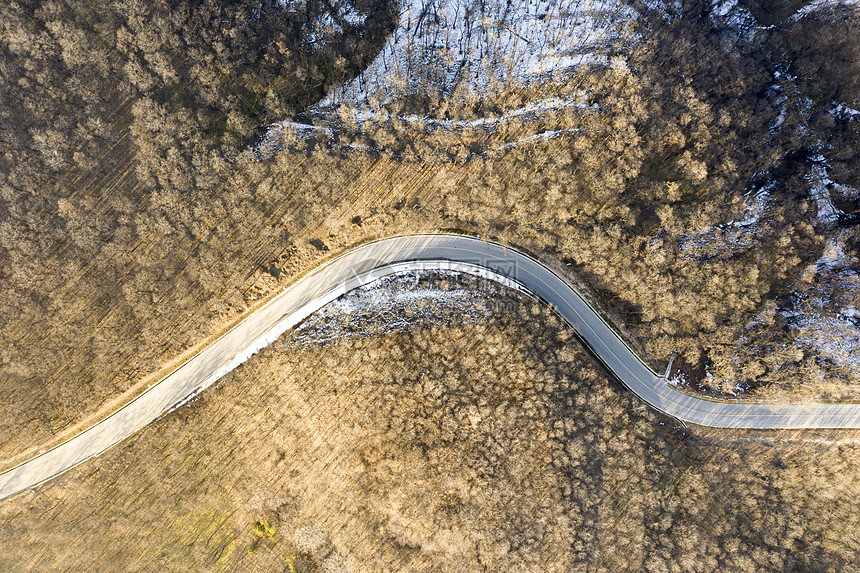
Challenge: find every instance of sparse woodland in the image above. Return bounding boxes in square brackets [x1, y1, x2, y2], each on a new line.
[1, 285, 858, 571]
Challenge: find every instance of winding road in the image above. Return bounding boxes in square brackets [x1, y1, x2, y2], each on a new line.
[2, 233, 860, 501]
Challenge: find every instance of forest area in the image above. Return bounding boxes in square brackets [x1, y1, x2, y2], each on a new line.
[0, 0, 858, 477]
[1, 280, 858, 571]
[1, 0, 859, 570]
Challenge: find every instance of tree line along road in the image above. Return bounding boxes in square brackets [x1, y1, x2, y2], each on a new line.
[2, 233, 860, 501]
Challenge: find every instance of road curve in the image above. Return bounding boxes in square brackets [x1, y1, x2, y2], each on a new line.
[2, 233, 860, 501]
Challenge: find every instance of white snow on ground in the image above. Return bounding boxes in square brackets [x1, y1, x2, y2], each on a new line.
[708, 0, 758, 35]
[257, 91, 599, 158]
[257, 0, 633, 156]
[790, 0, 860, 20]
[678, 146, 860, 381]
[813, 236, 851, 270]
[807, 158, 843, 224]
[831, 103, 860, 120]
[782, 236, 860, 370]
[787, 300, 860, 370]
[718, 154, 860, 379]
[678, 182, 774, 260]
[484, 128, 579, 156]
[325, 92, 593, 136]
[283, 270, 523, 349]
[163, 265, 528, 414]
[667, 360, 750, 397]
[711, 0, 738, 17]
[396, 95, 598, 130]
[322, 0, 637, 109]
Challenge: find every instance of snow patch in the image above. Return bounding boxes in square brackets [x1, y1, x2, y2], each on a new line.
[678, 183, 773, 260]
[257, 93, 595, 159]
[807, 158, 849, 225]
[831, 102, 860, 120]
[711, 0, 738, 17]
[283, 269, 525, 349]
[814, 238, 849, 270]
[782, 236, 860, 371]
[165, 265, 530, 413]
[708, 0, 758, 36]
[790, 0, 860, 21]
[321, 0, 637, 108]
[257, 0, 629, 157]
[788, 306, 860, 370]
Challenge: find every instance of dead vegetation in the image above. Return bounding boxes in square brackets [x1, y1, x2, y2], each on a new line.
[0, 0, 859, 469]
[1, 281, 859, 571]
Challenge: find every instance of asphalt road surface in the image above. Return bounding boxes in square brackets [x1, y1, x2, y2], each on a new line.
[2, 233, 860, 501]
